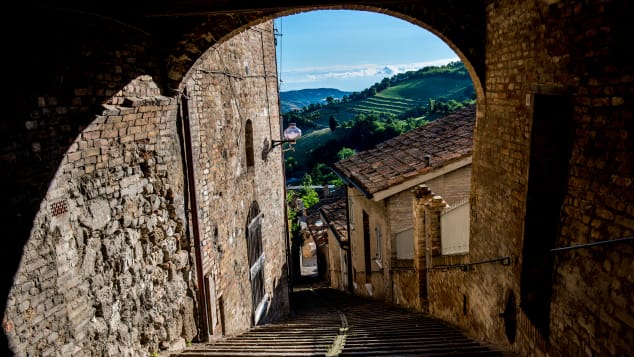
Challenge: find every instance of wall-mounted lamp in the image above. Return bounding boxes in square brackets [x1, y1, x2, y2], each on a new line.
[262, 123, 302, 160]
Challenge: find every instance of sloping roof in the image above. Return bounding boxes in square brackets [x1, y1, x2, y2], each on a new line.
[305, 189, 345, 247]
[319, 198, 348, 246]
[333, 105, 475, 197]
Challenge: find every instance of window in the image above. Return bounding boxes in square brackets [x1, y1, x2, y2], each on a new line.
[375, 225, 382, 262]
[246, 201, 265, 324]
[440, 200, 470, 255]
[245, 120, 254, 168]
[395, 228, 414, 260]
[348, 197, 354, 226]
[362, 211, 371, 282]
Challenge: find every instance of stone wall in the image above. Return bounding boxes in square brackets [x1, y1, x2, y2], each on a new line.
[3, 85, 197, 355]
[347, 187, 388, 300]
[181, 21, 289, 337]
[327, 232, 345, 291]
[460, 0, 634, 356]
[2, 13, 289, 356]
[424, 164, 471, 207]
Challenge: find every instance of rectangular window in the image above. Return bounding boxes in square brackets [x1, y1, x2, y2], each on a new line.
[440, 201, 470, 255]
[395, 228, 415, 260]
[375, 225, 382, 262]
[348, 197, 354, 225]
[363, 211, 371, 282]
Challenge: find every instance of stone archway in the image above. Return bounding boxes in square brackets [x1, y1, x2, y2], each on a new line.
[4, 4, 485, 355]
[4, 1, 633, 357]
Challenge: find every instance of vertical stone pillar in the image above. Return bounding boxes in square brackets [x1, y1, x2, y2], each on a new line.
[412, 184, 434, 310]
[425, 195, 447, 258]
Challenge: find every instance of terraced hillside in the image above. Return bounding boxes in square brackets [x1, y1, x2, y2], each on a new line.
[349, 95, 423, 116]
[281, 62, 475, 180]
[281, 63, 475, 132]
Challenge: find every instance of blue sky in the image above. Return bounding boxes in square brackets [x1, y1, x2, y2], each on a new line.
[274, 10, 459, 92]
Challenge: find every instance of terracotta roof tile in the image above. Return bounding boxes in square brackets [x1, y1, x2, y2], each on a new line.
[333, 105, 475, 195]
[305, 189, 346, 246]
[319, 198, 348, 244]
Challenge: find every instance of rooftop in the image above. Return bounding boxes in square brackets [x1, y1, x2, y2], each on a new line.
[319, 198, 348, 245]
[333, 105, 476, 197]
[304, 189, 346, 247]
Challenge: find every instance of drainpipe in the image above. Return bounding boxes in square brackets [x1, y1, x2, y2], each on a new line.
[178, 88, 210, 340]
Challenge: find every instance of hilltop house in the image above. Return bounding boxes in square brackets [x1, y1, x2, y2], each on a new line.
[332, 105, 475, 310]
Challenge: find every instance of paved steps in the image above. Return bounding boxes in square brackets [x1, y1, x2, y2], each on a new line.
[170, 287, 514, 357]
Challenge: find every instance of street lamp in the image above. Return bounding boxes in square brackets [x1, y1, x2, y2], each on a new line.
[262, 123, 302, 160]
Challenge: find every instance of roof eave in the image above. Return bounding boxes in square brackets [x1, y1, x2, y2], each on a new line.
[330, 165, 374, 200]
[371, 155, 473, 202]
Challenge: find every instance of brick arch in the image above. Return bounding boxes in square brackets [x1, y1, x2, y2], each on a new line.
[159, 3, 485, 99]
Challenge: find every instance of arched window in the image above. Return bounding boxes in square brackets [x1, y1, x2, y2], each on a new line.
[245, 120, 255, 167]
[246, 201, 265, 324]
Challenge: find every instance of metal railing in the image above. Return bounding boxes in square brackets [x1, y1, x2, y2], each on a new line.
[430, 256, 511, 271]
[550, 236, 634, 254]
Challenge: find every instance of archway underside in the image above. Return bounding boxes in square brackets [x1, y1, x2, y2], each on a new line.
[24, 0, 485, 94]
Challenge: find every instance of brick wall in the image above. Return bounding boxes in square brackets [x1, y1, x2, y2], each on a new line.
[3, 14, 289, 356]
[425, 164, 471, 207]
[460, 1, 634, 355]
[181, 21, 289, 336]
[3, 2, 632, 356]
[3, 88, 197, 355]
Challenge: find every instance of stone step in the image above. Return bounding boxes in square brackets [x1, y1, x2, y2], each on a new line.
[169, 287, 514, 357]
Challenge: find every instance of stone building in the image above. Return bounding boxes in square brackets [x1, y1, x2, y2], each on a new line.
[320, 198, 351, 292]
[332, 106, 475, 309]
[303, 188, 346, 283]
[2, 1, 633, 357]
[2, 19, 289, 356]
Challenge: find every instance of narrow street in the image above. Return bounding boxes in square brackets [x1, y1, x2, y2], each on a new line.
[170, 287, 514, 357]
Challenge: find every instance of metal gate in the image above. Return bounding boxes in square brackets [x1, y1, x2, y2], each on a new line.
[246, 201, 265, 324]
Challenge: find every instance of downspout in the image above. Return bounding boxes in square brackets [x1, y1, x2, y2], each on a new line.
[178, 88, 210, 340]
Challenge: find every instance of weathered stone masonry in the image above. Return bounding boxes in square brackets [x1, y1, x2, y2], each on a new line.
[2, 1, 633, 357]
[181, 21, 290, 337]
[2, 10, 288, 356]
[4, 83, 197, 356]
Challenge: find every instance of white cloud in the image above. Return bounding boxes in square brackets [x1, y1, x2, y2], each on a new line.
[281, 57, 460, 85]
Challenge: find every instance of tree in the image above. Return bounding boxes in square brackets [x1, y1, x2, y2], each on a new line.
[300, 174, 319, 209]
[311, 163, 343, 186]
[329, 115, 338, 131]
[337, 147, 356, 161]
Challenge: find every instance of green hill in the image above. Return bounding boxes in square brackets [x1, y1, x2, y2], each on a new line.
[281, 61, 474, 133]
[282, 61, 475, 181]
[279, 88, 351, 113]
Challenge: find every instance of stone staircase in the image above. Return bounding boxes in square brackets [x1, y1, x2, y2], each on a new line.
[170, 287, 513, 357]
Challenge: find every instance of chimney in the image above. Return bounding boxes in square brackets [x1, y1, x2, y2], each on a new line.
[424, 154, 431, 167]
